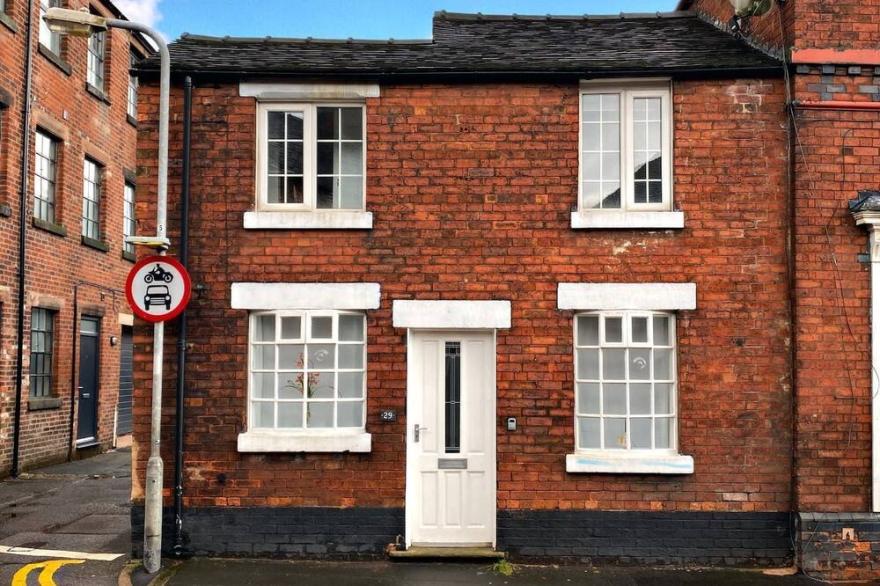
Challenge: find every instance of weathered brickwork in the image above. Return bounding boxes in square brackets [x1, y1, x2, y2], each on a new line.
[0, 0, 144, 476]
[797, 513, 880, 580]
[132, 76, 791, 529]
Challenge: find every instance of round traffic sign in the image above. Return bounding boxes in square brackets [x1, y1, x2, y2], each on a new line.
[125, 256, 192, 323]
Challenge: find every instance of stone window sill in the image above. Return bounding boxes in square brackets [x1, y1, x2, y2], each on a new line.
[38, 45, 71, 76]
[127, 114, 138, 128]
[29, 396, 62, 411]
[243, 210, 373, 230]
[122, 250, 136, 263]
[570, 210, 684, 230]
[566, 451, 694, 475]
[0, 11, 17, 33]
[33, 217, 67, 237]
[81, 235, 110, 252]
[237, 430, 372, 453]
[86, 83, 111, 105]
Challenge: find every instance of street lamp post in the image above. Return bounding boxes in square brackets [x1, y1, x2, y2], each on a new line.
[45, 7, 171, 574]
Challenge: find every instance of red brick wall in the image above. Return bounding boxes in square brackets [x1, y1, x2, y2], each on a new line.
[0, 0, 143, 475]
[686, 0, 792, 51]
[133, 77, 793, 512]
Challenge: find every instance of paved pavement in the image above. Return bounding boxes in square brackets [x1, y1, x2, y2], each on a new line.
[164, 559, 815, 586]
[0, 449, 131, 586]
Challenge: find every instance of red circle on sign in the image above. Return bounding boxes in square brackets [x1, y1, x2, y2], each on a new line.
[125, 255, 192, 323]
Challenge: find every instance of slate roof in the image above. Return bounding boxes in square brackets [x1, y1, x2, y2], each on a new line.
[139, 11, 781, 79]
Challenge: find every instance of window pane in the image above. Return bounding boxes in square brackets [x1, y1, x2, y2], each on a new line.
[278, 402, 303, 428]
[653, 316, 670, 345]
[655, 417, 672, 449]
[317, 142, 338, 175]
[287, 112, 304, 139]
[654, 348, 673, 380]
[278, 344, 305, 369]
[339, 344, 363, 369]
[307, 402, 333, 428]
[308, 372, 335, 398]
[268, 112, 285, 139]
[340, 107, 362, 140]
[340, 143, 362, 174]
[630, 383, 652, 414]
[632, 96, 663, 206]
[339, 177, 363, 209]
[444, 342, 461, 453]
[286, 177, 304, 204]
[602, 183, 621, 209]
[278, 373, 304, 399]
[267, 176, 284, 203]
[604, 418, 626, 449]
[281, 316, 302, 339]
[307, 344, 335, 369]
[577, 349, 599, 380]
[317, 107, 339, 139]
[253, 402, 274, 428]
[631, 419, 652, 449]
[286, 142, 303, 174]
[338, 401, 363, 427]
[602, 349, 626, 380]
[604, 317, 622, 343]
[254, 315, 275, 341]
[311, 316, 332, 339]
[581, 93, 620, 210]
[338, 372, 364, 398]
[577, 315, 599, 346]
[267, 142, 284, 174]
[253, 345, 275, 369]
[632, 316, 648, 343]
[577, 382, 600, 414]
[316, 177, 336, 209]
[654, 383, 672, 414]
[630, 348, 651, 380]
[339, 314, 364, 341]
[252, 373, 274, 399]
[578, 417, 601, 449]
[602, 383, 626, 415]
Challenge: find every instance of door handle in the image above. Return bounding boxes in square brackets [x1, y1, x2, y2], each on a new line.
[414, 424, 428, 443]
[81, 393, 91, 398]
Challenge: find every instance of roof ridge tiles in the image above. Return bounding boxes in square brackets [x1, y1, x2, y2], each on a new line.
[177, 33, 432, 45]
[433, 10, 696, 21]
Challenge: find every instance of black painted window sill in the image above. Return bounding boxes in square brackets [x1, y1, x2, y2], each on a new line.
[127, 114, 138, 128]
[33, 217, 67, 237]
[82, 235, 110, 252]
[0, 11, 17, 33]
[0, 203, 11, 217]
[38, 45, 71, 76]
[29, 396, 62, 411]
[86, 83, 111, 105]
[122, 249, 136, 263]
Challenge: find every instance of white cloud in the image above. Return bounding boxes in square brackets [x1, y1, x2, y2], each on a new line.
[114, 0, 163, 30]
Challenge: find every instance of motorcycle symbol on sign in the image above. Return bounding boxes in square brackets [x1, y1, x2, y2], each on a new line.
[143, 264, 174, 284]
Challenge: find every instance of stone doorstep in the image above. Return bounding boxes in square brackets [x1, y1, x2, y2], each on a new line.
[387, 544, 505, 560]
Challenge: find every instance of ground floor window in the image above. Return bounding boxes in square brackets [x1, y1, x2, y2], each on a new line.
[574, 311, 677, 452]
[248, 310, 366, 430]
[30, 308, 55, 397]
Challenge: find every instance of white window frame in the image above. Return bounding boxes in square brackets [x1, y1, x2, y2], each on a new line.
[255, 102, 366, 213]
[574, 79, 681, 230]
[573, 310, 678, 454]
[127, 50, 139, 119]
[239, 309, 372, 453]
[82, 158, 102, 240]
[87, 29, 106, 91]
[34, 130, 58, 224]
[39, 0, 61, 54]
[123, 182, 136, 255]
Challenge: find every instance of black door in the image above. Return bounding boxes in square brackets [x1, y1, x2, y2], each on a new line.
[116, 326, 133, 436]
[77, 317, 100, 443]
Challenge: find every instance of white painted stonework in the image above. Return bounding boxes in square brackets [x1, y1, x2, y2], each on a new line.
[243, 210, 373, 230]
[237, 430, 372, 453]
[117, 313, 134, 326]
[231, 282, 381, 310]
[392, 300, 511, 329]
[570, 210, 685, 230]
[566, 452, 694, 474]
[558, 283, 696, 311]
[239, 82, 381, 100]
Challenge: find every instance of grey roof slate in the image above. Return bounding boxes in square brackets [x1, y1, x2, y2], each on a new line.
[139, 11, 781, 78]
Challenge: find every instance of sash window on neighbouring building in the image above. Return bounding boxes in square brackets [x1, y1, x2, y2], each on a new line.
[127, 50, 139, 119]
[123, 182, 136, 255]
[39, 0, 61, 54]
[87, 28, 106, 91]
[82, 158, 102, 240]
[29, 308, 55, 398]
[34, 130, 58, 223]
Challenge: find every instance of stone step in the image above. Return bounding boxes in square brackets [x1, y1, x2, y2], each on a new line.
[387, 545, 505, 560]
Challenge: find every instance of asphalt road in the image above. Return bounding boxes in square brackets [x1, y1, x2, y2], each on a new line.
[0, 449, 131, 586]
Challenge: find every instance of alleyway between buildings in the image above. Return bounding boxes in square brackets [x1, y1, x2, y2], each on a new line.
[0, 449, 131, 585]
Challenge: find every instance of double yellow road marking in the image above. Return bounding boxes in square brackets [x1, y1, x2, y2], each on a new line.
[11, 560, 84, 586]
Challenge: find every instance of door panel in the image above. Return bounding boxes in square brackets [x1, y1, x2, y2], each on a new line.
[77, 317, 100, 443]
[407, 331, 496, 547]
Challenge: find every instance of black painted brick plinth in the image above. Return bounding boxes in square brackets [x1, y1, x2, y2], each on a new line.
[797, 512, 880, 581]
[498, 510, 793, 567]
[131, 506, 404, 559]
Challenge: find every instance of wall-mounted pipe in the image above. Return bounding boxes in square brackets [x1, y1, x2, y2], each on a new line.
[794, 100, 880, 112]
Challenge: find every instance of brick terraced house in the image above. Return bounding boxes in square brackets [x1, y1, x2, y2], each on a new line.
[0, 0, 150, 476]
[131, 1, 880, 579]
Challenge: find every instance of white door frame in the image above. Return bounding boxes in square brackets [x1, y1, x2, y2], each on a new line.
[404, 328, 497, 548]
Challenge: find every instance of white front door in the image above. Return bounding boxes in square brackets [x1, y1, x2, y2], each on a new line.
[406, 330, 496, 547]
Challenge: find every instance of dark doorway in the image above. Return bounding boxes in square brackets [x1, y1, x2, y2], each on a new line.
[77, 317, 100, 444]
[116, 326, 133, 436]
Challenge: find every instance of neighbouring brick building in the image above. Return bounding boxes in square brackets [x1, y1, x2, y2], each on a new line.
[0, 0, 150, 477]
[129, 0, 880, 580]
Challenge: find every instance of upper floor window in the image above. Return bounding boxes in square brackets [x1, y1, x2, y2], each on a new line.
[34, 130, 58, 224]
[82, 158, 102, 240]
[123, 181, 136, 255]
[39, 0, 61, 54]
[248, 310, 366, 431]
[127, 50, 139, 119]
[87, 28, 106, 90]
[580, 82, 672, 213]
[574, 311, 677, 452]
[257, 103, 365, 211]
[30, 308, 56, 398]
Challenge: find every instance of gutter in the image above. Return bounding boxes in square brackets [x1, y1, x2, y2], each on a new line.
[11, 0, 36, 478]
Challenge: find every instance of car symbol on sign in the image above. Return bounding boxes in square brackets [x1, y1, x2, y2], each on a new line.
[144, 284, 172, 311]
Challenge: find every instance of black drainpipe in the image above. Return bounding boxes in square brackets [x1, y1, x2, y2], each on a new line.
[172, 76, 193, 556]
[12, 0, 36, 478]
